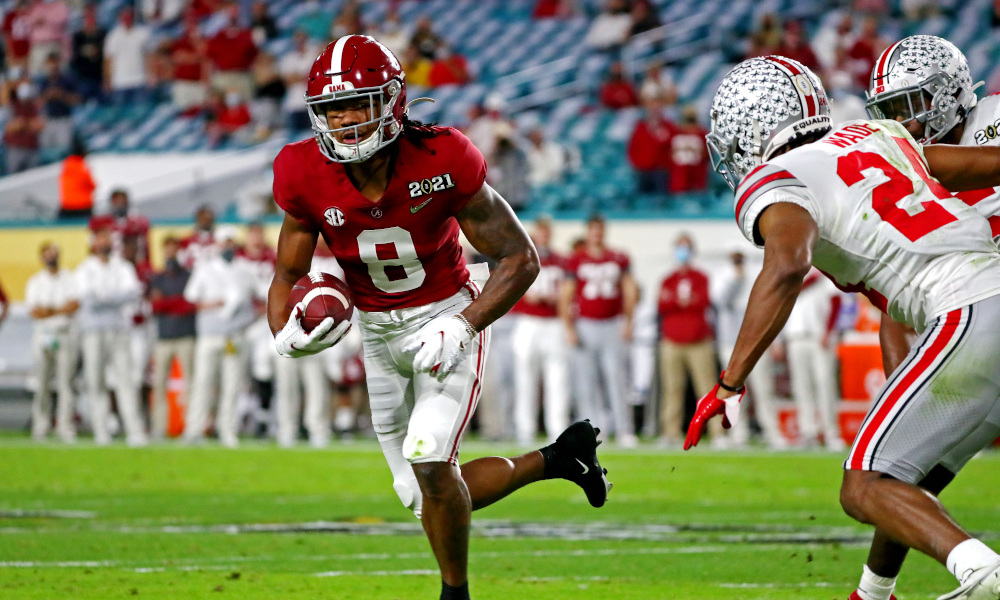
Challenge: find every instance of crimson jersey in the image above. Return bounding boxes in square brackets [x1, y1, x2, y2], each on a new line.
[273, 127, 487, 312]
[511, 249, 565, 318]
[567, 248, 631, 319]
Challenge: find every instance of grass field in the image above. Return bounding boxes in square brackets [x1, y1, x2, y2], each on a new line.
[1, 437, 998, 599]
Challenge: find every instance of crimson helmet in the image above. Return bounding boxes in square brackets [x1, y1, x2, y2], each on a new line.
[306, 35, 406, 162]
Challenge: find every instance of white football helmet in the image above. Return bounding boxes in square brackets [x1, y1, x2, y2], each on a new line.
[706, 56, 831, 190]
[865, 35, 982, 144]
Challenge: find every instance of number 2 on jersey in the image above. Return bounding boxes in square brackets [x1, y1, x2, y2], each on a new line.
[357, 227, 426, 293]
[835, 137, 956, 241]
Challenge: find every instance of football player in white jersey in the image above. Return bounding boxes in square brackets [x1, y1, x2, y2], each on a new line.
[686, 55, 1000, 600]
[846, 35, 1000, 600]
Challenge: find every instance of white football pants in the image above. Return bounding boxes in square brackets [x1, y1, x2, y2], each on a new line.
[184, 331, 249, 446]
[82, 329, 146, 445]
[787, 335, 842, 446]
[512, 315, 570, 445]
[275, 352, 330, 447]
[32, 330, 76, 440]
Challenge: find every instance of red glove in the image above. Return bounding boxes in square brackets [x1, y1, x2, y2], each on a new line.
[684, 376, 746, 450]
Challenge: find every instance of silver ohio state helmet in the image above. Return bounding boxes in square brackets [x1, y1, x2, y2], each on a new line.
[707, 56, 830, 190]
[866, 35, 982, 144]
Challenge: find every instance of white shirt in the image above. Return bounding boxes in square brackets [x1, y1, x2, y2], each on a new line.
[736, 119, 1000, 330]
[74, 255, 141, 332]
[584, 13, 632, 49]
[784, 269, 839, 338]
[711, 261, 760, 348]
[185, 256, 259, 336]
[527, 142, 566, 186]
[103, 24, 151, 90]
[280, 45, 318, 112]
[25, 268, 77, 337]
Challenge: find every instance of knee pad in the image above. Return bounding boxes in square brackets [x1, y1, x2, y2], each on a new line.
[402, 429, 441, 463]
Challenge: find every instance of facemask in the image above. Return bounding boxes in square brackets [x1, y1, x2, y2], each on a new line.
[111, 206, 128, 218]
[225, 92, 241, 107]
[96, 245, 112, 257]
[165, 258, 181, 271]
[675, 245, 691, 264]
[44, 257, 58, 269]
[16, 82, 34, 100]
[220, 248, 236, 262]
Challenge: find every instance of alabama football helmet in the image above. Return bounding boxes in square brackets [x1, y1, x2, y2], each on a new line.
[306, 35, 407, 162]
[706, 56, 830, 189]
[866, 35, 982, 144]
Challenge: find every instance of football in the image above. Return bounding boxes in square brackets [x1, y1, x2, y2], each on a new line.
[285, 271, 354, 333]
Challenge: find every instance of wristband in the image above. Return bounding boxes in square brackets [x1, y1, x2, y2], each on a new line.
[717, 372, 745, 394]
[453, 314, 478, 339]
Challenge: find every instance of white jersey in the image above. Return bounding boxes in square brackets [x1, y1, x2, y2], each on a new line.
[956, 92, 1000, 239]
[735, 119, 1000, 330]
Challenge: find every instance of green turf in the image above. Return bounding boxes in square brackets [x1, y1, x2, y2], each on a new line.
[0, 437, 998, 599]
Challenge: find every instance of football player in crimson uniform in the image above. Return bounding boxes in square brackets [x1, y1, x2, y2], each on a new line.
[265, 35, 611, 600]
[687, 55, 1000, 600]
[844, 35, 1000, 600]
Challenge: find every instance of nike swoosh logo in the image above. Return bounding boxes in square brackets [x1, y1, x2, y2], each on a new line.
[410, 197, 433, 213]
[575, 458, 589, 475]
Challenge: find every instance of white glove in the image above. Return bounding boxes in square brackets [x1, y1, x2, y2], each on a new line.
[274, 302, 351, 358]
[403, 315, 476, 380]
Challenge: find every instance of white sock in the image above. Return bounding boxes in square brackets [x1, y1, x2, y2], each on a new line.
[947, 539, 1000, 584]
[857, 564, 897, 600]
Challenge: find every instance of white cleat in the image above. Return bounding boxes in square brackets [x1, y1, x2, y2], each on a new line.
[938, 561, 1000, 600]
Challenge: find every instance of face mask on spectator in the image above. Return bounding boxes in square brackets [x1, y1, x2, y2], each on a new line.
[225, 92, 242, 107]
[44, 257, 58, 269]
[95, 244, 112, 257]
[16, 82, 34, 100]
[165, 258, 181, 271]
[220, 248, 236, 262]
[675, 245, 692, 264]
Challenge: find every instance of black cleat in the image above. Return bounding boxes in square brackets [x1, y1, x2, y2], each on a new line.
[543, 420, 612, 508]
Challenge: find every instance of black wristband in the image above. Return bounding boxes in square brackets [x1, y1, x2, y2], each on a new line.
[717, 377, 745, 393]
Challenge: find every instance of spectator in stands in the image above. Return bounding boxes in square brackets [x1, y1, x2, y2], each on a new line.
[3, 0, 32, 71]
[526, 128, 567, 187]
[188, 0, 224, 21]
[429, 45, 472, 87]
[183, 226, 259, 447]
[410, 16, 443, 60]
[584, 0, 632, 51]
[170, 15, 209, 111]
[656, 234, 718, 447]
[639, 64, 677, 105]
[751, 13, 782, 56]
[249, 1, 278, 45]
[26, 241, 78, 442]
[279, 30, 317, 130]
[3, 80, 44, 173]
[58, 137, 96, 219]
[138, 0, 185, 26]
[180, 205, 217, 269]
[400, 45, 432, 88]
[70, 4, 105, 102]
[532, 0, 577, 18]
[149, 236, 197, 441]
[37, 52, 78, 154]
[776, 20, 821, 72]
[490, 123, 530, 210]
[295, 0, 334, 43]
[375, 9, 410, 58]
[561, 215, 639, 447]
[812, 13, 854, 73]
[205, 87, 251, 147]
[207, 2, 257, 101]
[629, 0, 661, 37]
[25, 0, 69, 75]
[827, 69, 867, 124]
[668, 106, 709, 194]
[627, 97, 673, 194]
[994, 0, 1000, 27]
[331, 0, 365, 39]
[847, 17, 885, 89]
[250, 52, 285, 138]
[0, 277, 7, 330]
[76, 227, 147, 446]
[599, 61, 639, 109]
[784, 269, 845, 450]
[464, 95, 507, 164]
[103, 7, 152, 105]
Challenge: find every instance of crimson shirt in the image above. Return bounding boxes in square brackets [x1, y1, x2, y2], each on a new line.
[628, 117, 674, 171]
[511, 249, 564, 318]
[2, 9, 30, 59]
[207, 27, 257, 71]
[273, 127, 487, 312]
[567, 248, 630, 320]
[657, 267, 713, 344]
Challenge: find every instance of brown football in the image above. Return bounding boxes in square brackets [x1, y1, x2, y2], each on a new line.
[285, 272, 354, 333]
